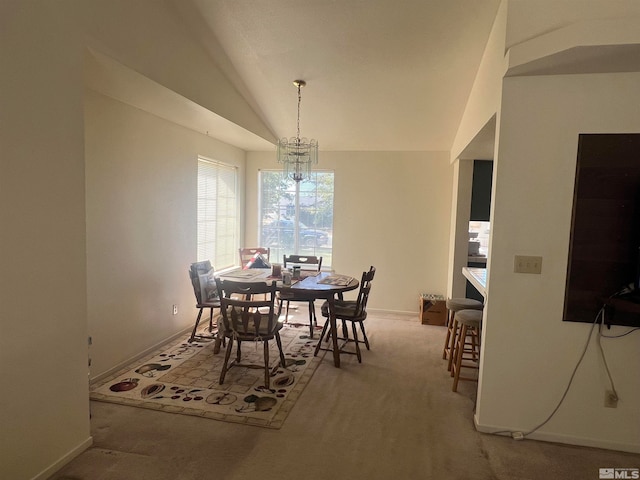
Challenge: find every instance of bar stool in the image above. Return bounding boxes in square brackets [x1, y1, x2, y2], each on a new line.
[451, 309, 483, 392]
[443, 298, 483, 371]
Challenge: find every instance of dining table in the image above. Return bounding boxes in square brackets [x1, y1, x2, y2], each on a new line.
[217, 269, 359, 368]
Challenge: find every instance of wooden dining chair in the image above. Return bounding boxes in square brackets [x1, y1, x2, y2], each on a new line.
[238, 247, 270, 268]
[318, 266, 376, 363]
[278, 254, 323, 337]
[215, 278, 286, 390]
[187, 261, 222, 345]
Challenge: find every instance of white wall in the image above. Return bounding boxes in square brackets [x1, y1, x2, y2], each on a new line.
[246, 151, 454, 313]
[1, 1, 272, 477]
[477, 72, 640, 452]
[505, 0, 640, 50]
[446, 2, 506, 301]
[450, 1, 506, 162]
[85, 90, 246, 379]
[0, 2, 91, 480]
[84, 0, 275, 145]
[447, 159, 474, 298]
[451, 0, 640, 452]
[80, 0, 274, 383]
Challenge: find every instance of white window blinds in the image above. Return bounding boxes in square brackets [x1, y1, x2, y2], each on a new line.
[197, 157, 238, 269]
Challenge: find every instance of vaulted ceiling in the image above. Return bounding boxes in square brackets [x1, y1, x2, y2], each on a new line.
[178, 0, 501, 152]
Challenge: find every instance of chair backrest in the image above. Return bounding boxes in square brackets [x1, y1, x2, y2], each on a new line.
[215, 278, 280, 337]
[353, 266, 376, 317]
[283, 254, 322, 272]
[239, 247, 270, 268]
[190, 260, 212, 276]
[189, 261, 217, 305]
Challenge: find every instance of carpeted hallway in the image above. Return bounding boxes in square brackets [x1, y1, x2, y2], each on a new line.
[51, 312, 639, 480]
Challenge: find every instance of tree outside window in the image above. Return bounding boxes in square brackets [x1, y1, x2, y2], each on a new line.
[259, 171, 334, 266]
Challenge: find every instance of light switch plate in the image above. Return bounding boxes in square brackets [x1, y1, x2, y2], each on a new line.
[514, 255, 542, 274]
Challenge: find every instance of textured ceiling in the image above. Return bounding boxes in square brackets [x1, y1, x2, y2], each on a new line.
[183, 0, 501, 151]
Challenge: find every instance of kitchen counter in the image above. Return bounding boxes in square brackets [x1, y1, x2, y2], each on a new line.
[462, 267, 487, 298]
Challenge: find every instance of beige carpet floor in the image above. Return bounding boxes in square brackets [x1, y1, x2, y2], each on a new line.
[51, 311, 639, 480]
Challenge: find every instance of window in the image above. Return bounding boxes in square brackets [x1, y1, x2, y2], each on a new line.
[259, 171, 334, 266]
[197, 157, 238, 269]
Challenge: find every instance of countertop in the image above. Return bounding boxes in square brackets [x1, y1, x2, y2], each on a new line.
[462, 267, 487, 297]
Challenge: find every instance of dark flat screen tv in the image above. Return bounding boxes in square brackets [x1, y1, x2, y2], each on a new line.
[564, 133, 640, 327]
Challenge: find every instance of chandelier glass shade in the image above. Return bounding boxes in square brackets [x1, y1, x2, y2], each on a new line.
[277, 80, 318, 183]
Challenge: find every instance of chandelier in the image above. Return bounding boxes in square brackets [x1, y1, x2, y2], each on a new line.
[277, 80, 318, 182]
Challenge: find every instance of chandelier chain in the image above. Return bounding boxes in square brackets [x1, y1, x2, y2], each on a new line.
[297, 83, 302, 142]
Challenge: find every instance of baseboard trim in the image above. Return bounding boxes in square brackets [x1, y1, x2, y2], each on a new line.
[90, 324, 195, 384]
[32, 436, 93, 480]
[367, 307, 415, 316]
[474, 415, 640, 454]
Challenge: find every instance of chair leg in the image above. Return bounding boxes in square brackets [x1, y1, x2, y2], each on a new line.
[442, 310, 453, 359]
[188, 308, 204, 343]
[359, 321, 370, 350]
[314, 319, 330, 356]
[452, 324, 467, 392]
[447, 319, 459, 372]
[470, 329, 479, 361]
[308, 300, 315, 338]
[207, 307, 214, 332]
[263, 340, 270, 389]
[236, 341, 242, 363]
[351, 321, 362, 363]
[219, 336, 234, 385]
[451, 330, 476, 378]
[275, 332, 286, 367]
[451, 324, 480, 392]
[323, 319, 332, 342]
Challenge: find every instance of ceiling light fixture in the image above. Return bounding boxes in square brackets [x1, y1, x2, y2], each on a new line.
[277, 80, 318, 183]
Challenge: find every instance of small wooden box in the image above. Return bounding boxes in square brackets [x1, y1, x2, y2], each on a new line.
[420, 297, 447, 326]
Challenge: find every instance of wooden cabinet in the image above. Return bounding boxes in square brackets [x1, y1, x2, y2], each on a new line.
[420, 296, 447, 326]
